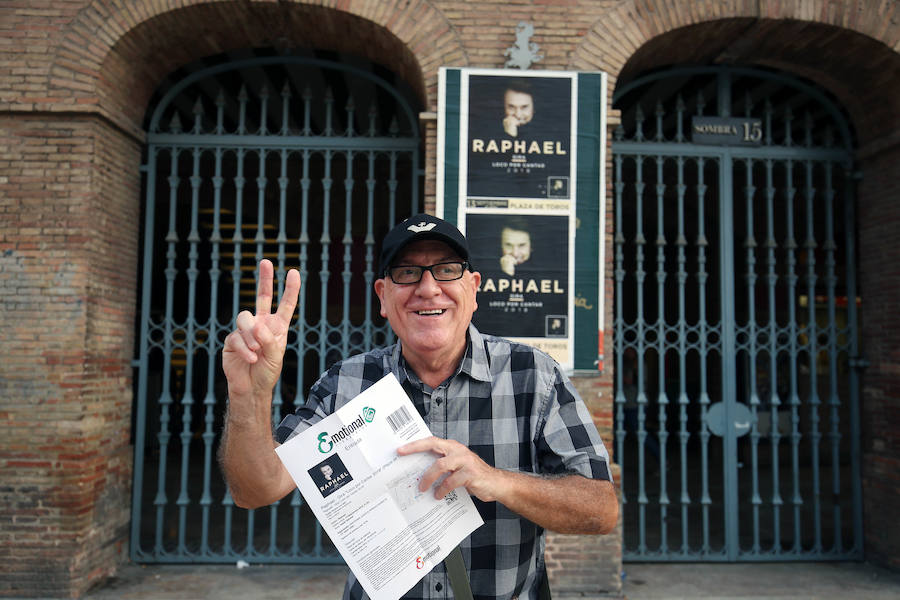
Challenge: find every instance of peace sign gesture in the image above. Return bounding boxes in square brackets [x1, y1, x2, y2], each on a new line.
[222, 259, 301, 399]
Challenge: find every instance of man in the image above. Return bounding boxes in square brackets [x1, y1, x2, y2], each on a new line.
[501, 81, 534, 138]
[220, 213, 618, 600]
[499, 219, 532, 276]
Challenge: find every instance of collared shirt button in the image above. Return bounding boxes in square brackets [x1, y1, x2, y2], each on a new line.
[435, 582, 443, 591]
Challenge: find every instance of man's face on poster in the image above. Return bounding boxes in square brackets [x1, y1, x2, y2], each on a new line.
[504, 89, 534, 127]
[501, 227, 532, 265]
[320, 465, 334, 480]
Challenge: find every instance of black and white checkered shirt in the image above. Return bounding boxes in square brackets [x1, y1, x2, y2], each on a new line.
[276, 324, 612, 600]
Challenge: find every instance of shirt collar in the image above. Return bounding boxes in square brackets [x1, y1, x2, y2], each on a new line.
[464, 324, 492, 383]
[390, 323, 492, 386]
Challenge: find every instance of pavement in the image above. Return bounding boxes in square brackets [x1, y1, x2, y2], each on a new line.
[77, 560, 900, 599]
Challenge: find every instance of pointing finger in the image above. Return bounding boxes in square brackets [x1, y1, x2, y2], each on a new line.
[256, 259, 274, 316]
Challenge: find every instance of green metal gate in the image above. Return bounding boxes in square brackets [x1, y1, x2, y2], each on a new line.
[130, 55, 421, 562]
[612, 67, 863, 561]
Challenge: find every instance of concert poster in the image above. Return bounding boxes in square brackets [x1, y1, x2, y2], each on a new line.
[464, 73, 574, 207]
[439, 67, 607, 371]
[467, 212, 571, 362]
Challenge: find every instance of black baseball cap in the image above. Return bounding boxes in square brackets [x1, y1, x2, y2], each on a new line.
[378, 213, 471, 276]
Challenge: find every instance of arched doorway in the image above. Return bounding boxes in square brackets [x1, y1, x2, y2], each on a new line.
[130, 52, 422, 562]
[612, 66, 863, 561]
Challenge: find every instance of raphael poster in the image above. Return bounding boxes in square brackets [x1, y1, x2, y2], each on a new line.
[437, 68, 607, 371]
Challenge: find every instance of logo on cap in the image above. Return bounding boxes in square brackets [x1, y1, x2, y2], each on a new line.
[407, 222, 437, 233]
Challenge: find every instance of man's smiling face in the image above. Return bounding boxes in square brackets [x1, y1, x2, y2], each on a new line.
[374, 240, 480, 369]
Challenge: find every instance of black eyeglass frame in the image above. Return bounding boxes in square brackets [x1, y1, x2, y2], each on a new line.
[384, 261, 470, 284]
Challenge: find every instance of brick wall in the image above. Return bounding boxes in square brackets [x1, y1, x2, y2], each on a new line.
[545, 526, 622, 597]
[0, 114, 141, 597]
[857, 140, 900, 570]
[557, 375, 621, 596]
[2, 0, 900, 596]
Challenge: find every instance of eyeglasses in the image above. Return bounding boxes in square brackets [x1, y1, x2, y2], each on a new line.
[386, 261, 469, 284]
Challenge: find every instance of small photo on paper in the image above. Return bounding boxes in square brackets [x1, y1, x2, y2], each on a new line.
[309, 454, 354, 498]
[547, 176, 569, 198]
[546, 315, 567, 337]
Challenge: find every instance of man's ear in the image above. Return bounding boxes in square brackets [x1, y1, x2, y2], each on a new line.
[374, 278, 388, 318]
[470, 270, 481, 311]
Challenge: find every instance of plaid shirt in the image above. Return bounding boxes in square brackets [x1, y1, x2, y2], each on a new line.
[276, 324, 611, 600]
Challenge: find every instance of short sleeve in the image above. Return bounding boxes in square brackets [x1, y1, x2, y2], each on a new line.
[535, 367, 611, 481]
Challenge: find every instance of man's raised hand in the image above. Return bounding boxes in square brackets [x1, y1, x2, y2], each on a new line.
[222, 259, 301, 399]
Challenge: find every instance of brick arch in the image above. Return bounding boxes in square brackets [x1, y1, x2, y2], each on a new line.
[571, 0, 899, 77]
[570, 0, 900, 148]
[50, 0, 467, 138]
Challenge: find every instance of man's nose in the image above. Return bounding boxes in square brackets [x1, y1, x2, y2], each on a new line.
[415, 269, 441, 295]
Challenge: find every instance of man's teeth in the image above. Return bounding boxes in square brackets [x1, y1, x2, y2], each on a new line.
[417, 309, 444, 315]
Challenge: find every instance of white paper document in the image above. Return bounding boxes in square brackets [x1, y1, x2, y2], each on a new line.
[274, 373, 484, 600]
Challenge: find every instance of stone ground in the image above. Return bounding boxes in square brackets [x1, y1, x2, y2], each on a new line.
[72, 560, 900, 599]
